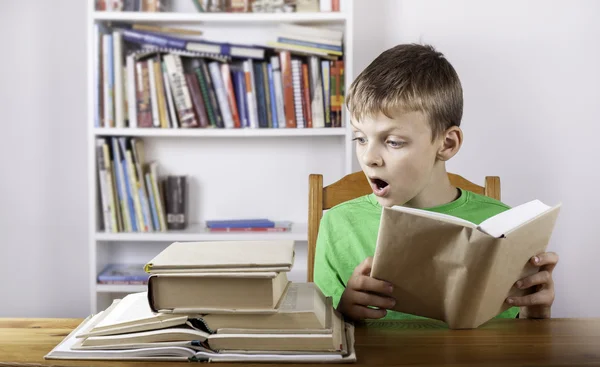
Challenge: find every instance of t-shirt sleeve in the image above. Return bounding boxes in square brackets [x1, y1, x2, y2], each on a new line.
[313, 211, 346, 309]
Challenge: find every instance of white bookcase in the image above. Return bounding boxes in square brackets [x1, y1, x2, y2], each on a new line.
[86, 0, 355, 313]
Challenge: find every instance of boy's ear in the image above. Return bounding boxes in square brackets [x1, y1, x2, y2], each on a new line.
[436, 126, 463, 161]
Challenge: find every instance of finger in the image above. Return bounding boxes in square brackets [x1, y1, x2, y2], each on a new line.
[515, 271, 552, 290]
[531, 252, 559, 271]
[354, 257, 374, 276]
[350, 305, 387, 320]
[350, 275, 394, 296]
[507, 289, 554, 307]
[352, 291, 396, 310]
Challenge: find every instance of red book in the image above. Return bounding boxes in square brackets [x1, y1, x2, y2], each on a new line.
[220, 63, 241, 128]
[301, 63, 313, 128]
[279, 51, 297, 128]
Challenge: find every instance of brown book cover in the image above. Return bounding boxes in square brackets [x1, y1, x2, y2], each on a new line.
[371, 200, 561, 329]
[147, 272, 289, 313]
[301, 63, 313, 128]
[279, 51, 297, 128]
[184, 72, 210, 128]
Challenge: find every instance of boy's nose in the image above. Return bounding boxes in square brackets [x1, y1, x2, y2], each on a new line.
[361, 146, 383, 167]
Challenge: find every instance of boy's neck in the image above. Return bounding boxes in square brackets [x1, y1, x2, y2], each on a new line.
[404, 166, 459, 209]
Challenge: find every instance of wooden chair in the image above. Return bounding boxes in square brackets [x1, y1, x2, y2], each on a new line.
[307, 171, 501, 282]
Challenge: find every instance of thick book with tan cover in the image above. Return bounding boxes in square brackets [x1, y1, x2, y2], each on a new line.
[144, 240, 295, 274]
[148, 271, 289, 314]
[371, 199, 561, 329]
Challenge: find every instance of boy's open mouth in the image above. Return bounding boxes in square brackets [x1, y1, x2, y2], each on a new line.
[369, 177, 390, 197]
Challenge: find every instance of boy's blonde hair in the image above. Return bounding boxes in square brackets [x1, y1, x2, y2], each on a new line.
[346, 44, 463, 139]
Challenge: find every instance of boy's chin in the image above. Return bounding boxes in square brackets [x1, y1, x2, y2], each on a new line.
[374, 195, 402, 208]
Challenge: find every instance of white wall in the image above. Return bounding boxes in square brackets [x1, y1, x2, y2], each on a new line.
[1, 0, 597, 319]
[0, 1, 89, 316]
[384, 0, 600, 317]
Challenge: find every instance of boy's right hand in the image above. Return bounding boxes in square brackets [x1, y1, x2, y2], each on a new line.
[337, 257, 396, 321]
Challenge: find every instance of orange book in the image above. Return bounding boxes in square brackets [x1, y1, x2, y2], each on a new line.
[301, 63, 313, 128]
[220, 64, 241, 128]
[279, 51, 297, 128]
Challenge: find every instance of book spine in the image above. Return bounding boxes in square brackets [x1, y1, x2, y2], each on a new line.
[200, 60, 224, 128]
[112, 31, 125, 128]
[117, 138, 138, 231]
[291, 59, 305, 128]
[309, 56, 325, 128]
[267, 64, 278, 129]
[162, 62, 179, 128]
[96, 139, 111, 232]
[102, 34, 114, 128]
[270, 56, 287, 129]
[111, 137, 132, 232]
[185, 72, 210, 128]
[131, 139, 154, 232]
[279, 51, 296, 128]
[163, 54, 198, 128]
[145, 173, 160, 231]
[301, 63, 313, 128]
[135, 61, 153, 128]
[233, 70, 249, 128]
[321, 60, 331, 128]
[253, 62, 267, 128]
[147, 59, 161, 128]
[221, 63, 241, 128]
[126, 54, 138, 128]
[165, 176, 187, 230]
[153, 57, 170, 129]
[102, 142, 119, 232]
[194, 66, 217, 128]
[209, 62, 235, 129]
[149, 162, 167, 231]
[243, 60, 259, 128]
[261, 62, 273, 128]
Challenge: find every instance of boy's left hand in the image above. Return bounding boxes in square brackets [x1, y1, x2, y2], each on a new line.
[506, 252, 559, 319]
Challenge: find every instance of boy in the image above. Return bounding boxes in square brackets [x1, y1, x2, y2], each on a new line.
[314, 44, 558, 322]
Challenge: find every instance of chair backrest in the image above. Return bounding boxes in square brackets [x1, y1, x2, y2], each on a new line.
[307, 171, 501, 282]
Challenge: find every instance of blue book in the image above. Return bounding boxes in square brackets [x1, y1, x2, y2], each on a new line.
[233, 71, 249, 128]
[206, 219, 275, 228]
[97, 264, 149, 284]
[120, 29, 265, 59]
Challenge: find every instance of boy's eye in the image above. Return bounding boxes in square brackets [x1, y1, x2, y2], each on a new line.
[387, 140, 404, 148]
[352, 137, 366, 144]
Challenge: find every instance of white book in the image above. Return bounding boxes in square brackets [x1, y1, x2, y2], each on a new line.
[243, 60, 259, 128]
[291, 59, 305, 128]
[309, 56, 325, 128]
[125, 54, 138, 128]
[102, 34, 114, 128]
[162, 62, 179, 128]
[112, 30, 125, 128]
[208, 62, 235, 129]
[147, 59, 161, 128]
[270, 56, 287, 129]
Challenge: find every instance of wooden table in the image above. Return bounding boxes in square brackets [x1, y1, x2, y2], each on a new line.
[2, 318, 600, 366]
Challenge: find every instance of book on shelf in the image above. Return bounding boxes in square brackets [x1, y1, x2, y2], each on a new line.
[94, 23, 345, 130]
[205, 219, 293, 232]
[371, 199, 562, 329]
[95, 136, 184, 233]
[97, 264, 149, 285]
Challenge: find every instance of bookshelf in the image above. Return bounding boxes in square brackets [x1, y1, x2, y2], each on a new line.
[87, 0, 354, 313]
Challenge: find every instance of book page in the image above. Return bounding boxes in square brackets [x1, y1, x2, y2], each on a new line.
[478, 200, 552, 238]
[389, 205, 477, 228]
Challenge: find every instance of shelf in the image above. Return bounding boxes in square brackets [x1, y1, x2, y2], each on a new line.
[93, 127, 347, 138]
[92, 11, 348, 24]
[96, 284, 147, 293]
[95, 223, 308, 242]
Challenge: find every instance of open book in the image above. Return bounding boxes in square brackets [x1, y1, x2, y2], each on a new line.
[371, 199, 561, 329]
[45, 301, 356, 363]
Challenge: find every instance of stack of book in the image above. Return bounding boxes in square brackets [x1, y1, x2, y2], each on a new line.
[46, 240, 356, 362]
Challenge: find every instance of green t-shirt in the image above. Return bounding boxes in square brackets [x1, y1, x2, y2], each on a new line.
[313, 188, 520, 320]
